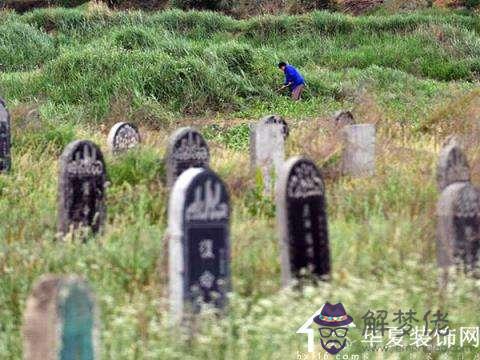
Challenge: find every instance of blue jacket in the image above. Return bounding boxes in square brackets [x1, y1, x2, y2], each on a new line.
[284, 64, 305, 90]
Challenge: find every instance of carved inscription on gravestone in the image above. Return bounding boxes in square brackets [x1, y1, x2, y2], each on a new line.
[58, 140, 107, 236]
[168, 168, 230, 322]
[165, 127, 210, 188]
[276, 156, 330, 286]
[107, 122, 140, 153]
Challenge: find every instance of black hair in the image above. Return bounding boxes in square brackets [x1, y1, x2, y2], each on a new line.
[278, 61, 287, 68]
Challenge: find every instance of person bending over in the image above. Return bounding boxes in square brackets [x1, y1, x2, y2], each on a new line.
[278, 61, 305, 101]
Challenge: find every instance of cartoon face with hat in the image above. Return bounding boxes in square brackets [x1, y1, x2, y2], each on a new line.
[313, 303, 354, 355]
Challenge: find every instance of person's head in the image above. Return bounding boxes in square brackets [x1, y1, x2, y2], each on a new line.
[278, 61, 287, 71]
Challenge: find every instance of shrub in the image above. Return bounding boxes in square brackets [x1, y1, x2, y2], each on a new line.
[0, 22, 56, 71]
[113, 26, 157, 50]
[204, 42, 255, 72]
[107, 148, 164, 186]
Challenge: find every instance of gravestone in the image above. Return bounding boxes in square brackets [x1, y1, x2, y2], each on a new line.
[23, 275, 99, 360]
[333, 110, 355, 127]
[276, 156, 330, 286]
[0, 97, 11, 172]
[165, 127, 210, 188]
[341, 124, 375, 177]
[437, 182, 480, 274]
[250, 115, 288, 194]
[58, 140, 107, 237]
[168, 167, 230, 322]
[436, 140, 470, 191]
[107, 122, 140, 154]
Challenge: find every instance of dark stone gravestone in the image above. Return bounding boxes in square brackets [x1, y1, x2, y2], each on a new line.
[437, 182, 480, 275]
[436, 142, 480, 278]
[0, 97, 11, 172]
[23, 275, 98, 360]
[58, 140, 107, 237]
[333, 110, 355, 127]
[165, 127, 210, 188]
[436, 140, 470, 191]
[107, 122, 140, 154]
[249, 115, 288, 194]
[168, 167, 230, 322]
[276, 156, 330, 286]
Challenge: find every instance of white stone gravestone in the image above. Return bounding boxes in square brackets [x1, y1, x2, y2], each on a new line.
[250, 115, 288, 194]
[107, 122, 140, 154]
[341, 124, 375, 177]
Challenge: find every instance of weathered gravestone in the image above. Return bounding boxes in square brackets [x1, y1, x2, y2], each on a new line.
[168, 167, 230, 322]
[0, 97, 11, 172]
[436, 140, 470, 191]
[58, 140, 107, 237]
[436, 142, 480, 276]
[341, 124, 376, 177]
[437, 182, 480, 274]
[165, 127, 210, 188]
[23, 275, 99, 360]
[333, 110, 355, 127]
[107, 122, 140, 154]
[250, 115, 288, 194]
[276, 156, 330, 286]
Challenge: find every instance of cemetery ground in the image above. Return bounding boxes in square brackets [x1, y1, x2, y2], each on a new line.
[2, 4, 480, 359]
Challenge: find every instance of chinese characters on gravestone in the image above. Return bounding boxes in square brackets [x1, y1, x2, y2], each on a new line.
[250, 115, 288, 195]
[0, 97, 11, 172]
[107, 122, 140, 154]
[23, 275, 99, 360]
[165, 127, 210, 188]
[276, 156, 330, 286]
[341, 124, 376, 177]
[436, 141, 480, 277]
[168, 168, 230, 322]
[58, 140, 107, 237]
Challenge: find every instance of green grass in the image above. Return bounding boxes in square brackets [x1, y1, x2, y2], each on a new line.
[1, 5, 480, 359]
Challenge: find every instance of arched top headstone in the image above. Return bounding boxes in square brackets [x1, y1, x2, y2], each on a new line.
[168, 167, 230, 322]
[437, 182, 480, 273]
[257, 114, 289, 139]
[276, 156, 330, 286]
[437, 141, 470, 191]
[333, 110, 355, 127]
[58, 140, 107, 236]
[0, 96, 11, 172]
[278, 156, 325, 200]
[165, 127, 210, 188]
[107, 122, 140, 153]
[22, 275, 99, 360]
